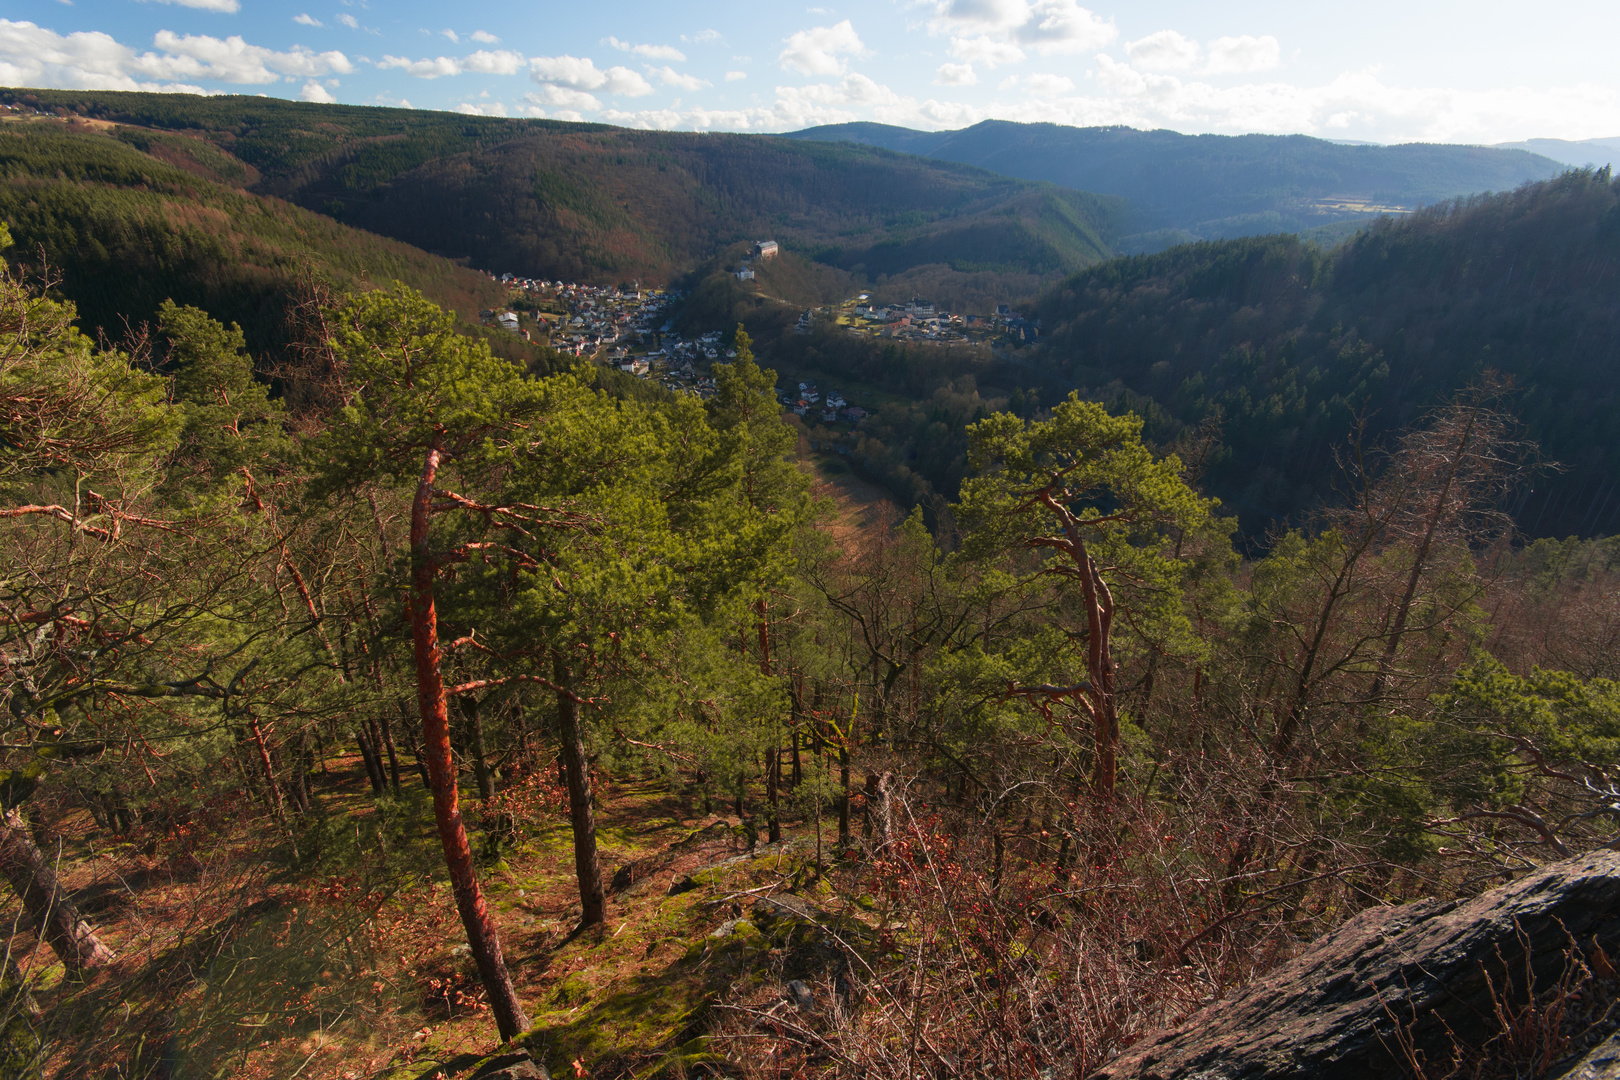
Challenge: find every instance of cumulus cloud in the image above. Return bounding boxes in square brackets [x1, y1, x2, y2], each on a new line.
[524, 87, 597, 115]
[949, 35, 1024, 68]
[930, 0, 1114, 56]
[293, 14, 322, 27]
[148, 31, 352, 82]
[649, 65, 708, 91]
[336, 14, 358, 29]
[935, 62, 977, 85]
[0, 20, 350, 92]
[454, 100, 508, 116]
[530, 54, 654, 96]
[143, 0, 241, 13]
[464, 50, 525, 74]
[605, 36, 686, 62]
[725, 70, 747, 81]
[378, 48, 525, 79]
[440, 29, 459, 43]
[1014, 54, 1620, 145]
[0, 20, 204, 92]
[378, 54, 458, 78]
[470, 31, 499, 44]
[690, 29, 721, 44]
[1124, 29, 1198, 72]
[1205, 34, 1281, 74]
[298, 79, 335, 102]
[1022, 72, 1075, 95]
[778, 20, 868, 76]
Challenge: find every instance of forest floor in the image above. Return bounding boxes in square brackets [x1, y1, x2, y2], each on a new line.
[7, 756, 876, 1080]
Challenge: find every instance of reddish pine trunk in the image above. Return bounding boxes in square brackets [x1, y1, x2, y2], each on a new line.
[0, 807, 112, 973]
[555, 654, 606, 927]
[410, 444, 530, 1042]
[246, 713, 284, 820]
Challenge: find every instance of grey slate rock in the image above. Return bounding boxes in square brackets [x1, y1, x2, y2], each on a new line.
[1091, 849, 1620, 1080]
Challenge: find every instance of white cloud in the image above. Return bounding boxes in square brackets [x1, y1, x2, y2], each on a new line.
[148, 31, 352, 82]
[1205, 34, 1281, 74]
[949, 35, 1024, 68]
[1125, 29, 1198, 72]
[143, 0, 241, 13]
[464, 50, 526, 75]
[530, 54, 653, 96]
[778, 20, 868, 76]
[293, 14, 322, 27]
[524, 86, 599, 112]
[690, 29, 721, 44]
[440, 29, 459, 43]
[725, 70, 747, 81]
[931, 0, 1113, 55]
[470, 31, 499, 44]
[935, 62, 977, 85]
[378, 54, 459, 78]
[605, 36, 687, 62]
[1018, 0, 1114, 54]
[0, 19, 206, 92]
[378, 48, 525, 79]
[649, 65, 708, 91]
[454, 100, 508, 116]
[336, 13, 358, 29]
[298, 79, 335, 102]
[1011, 55, 1620, 144]
[1023, 72, 1074, 96]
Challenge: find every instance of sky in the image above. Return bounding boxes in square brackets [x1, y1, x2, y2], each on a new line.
[4, 1, 1619, 145]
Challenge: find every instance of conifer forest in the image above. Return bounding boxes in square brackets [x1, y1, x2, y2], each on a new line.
[0, 94, 1618, 1080]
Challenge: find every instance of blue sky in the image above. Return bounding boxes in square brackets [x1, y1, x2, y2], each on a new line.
[4, 1, 1618, 144]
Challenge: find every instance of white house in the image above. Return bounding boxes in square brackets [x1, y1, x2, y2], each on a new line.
[736, 267, 755, 281]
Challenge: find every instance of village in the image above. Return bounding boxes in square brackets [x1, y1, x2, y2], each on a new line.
[477, 242, 1038, 429]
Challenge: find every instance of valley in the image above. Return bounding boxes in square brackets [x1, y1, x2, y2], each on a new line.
[1, 86, 1618, 1080]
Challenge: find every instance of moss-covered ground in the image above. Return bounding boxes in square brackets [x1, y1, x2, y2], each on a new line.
[3, 758, 875, 1080]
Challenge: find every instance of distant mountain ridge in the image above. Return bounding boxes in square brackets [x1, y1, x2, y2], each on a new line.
[1492, 137, 1620, 168]
[0, 89, 1123, 302]
[784, 120, 1566, 252]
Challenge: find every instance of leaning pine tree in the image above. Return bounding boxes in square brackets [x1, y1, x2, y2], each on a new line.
[311, 285, 562, 1041]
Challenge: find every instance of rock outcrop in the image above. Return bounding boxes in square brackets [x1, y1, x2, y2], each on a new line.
[1092, 849, 1620, 1080]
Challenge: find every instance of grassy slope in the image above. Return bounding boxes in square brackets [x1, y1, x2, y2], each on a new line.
[0, 115, 510, 355]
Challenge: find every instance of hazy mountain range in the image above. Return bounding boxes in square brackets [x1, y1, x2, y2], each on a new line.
[785, 120, 1570, 252]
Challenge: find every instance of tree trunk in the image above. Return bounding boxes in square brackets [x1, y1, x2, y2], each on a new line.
[758, 600, 780, 844]
[409, 443, 529, 1042]
[378, 704, 404, 795]
[245, 713, 284, 820]
[554, 654, 606, 928]
[766, 744, 781, 844]
[462, 695, 495, 800]
[837, 743, 851, 849]
[0, 807, 112, 974]
[355, 727, 386, 795]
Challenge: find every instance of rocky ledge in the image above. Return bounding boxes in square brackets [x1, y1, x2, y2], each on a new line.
[1093, 849, 1620, 1079]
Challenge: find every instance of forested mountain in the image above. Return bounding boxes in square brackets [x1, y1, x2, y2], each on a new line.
[3, 93, 1620, 1080]
[1024, 168, 1620, 537]
[0, 90, 1122, 292]
[0, 116, 510, 354]
[5, 242, 1619, 1078]
[766, 170, 1620, 542]
[786, 120, 1565, 250]
[1495, 136, 1620, 167]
